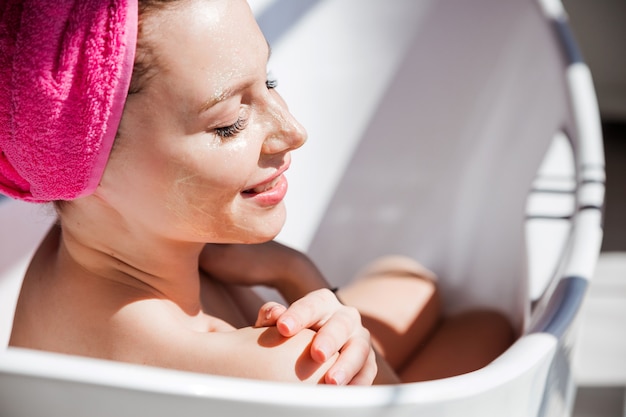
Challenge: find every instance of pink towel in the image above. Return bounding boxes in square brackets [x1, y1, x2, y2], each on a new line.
[0, 0, 137, 202]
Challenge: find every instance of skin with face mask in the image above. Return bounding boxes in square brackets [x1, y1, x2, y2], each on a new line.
[9, 0, 515, 385]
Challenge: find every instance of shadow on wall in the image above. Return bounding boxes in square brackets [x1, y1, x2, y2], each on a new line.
[564, 0, 626, 121]
[600, 121, 626, 252]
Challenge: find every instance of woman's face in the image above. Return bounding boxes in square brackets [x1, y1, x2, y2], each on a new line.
[98, 0, 307, 243]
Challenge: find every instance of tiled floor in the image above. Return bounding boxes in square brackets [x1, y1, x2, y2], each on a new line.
[572, 121, 626, 417]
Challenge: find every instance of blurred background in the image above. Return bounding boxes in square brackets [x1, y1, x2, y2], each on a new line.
[563, 0, 626, 416]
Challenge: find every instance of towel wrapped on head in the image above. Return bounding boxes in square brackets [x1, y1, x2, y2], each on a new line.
[0, 0, 137, 202]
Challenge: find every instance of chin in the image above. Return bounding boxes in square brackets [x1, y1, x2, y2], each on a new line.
[239, 211, 286, 243]
[240, 226, 282, 244]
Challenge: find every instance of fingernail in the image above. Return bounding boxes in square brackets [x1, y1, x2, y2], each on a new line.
[330, 370, 346, 386]
[280, 317, 295, 334]
[265, 305, 277, 320]
[315, 344, 329, 362]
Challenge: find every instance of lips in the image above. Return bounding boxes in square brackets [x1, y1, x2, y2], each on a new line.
[243, 175, 282, 194]
[241, 160, 290, 206]
[243, 159, 290, 195]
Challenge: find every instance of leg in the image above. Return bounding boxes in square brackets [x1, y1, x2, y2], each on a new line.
[337, 256, 442, 372]
[338, 255, 516, 384]
[399, 309, 516, 382]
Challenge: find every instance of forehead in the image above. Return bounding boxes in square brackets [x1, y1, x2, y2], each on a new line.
[140, 0, 268, 100]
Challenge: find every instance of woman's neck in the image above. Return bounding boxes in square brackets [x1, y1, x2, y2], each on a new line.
[56, 197, 206, 314]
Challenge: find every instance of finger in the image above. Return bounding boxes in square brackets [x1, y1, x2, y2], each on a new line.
[254, 302, 287, 327]
[347, 349, 378, 386]
[276, 289, 337, 337]
[324, 336, 375, 386]
[309, 306, 360, 363]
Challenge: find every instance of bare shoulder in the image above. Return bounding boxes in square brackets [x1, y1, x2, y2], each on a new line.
[10, 226, 336, 384]
[13, 284, 335, 384]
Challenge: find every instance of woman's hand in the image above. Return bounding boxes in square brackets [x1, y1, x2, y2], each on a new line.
[201, 243, 378, 384]
[254, 289, 377, 386]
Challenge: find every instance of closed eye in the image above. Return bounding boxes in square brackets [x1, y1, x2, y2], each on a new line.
[214, 116, 248, 138]
[213, 73, 275, 138]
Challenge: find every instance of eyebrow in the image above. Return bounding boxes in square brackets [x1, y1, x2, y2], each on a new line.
[198, 41, 272, 115]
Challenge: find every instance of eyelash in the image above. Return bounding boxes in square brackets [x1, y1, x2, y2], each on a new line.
[214, 116, 248, 138]
[213, 77, 278, 139]
[266, 78, 278, 89]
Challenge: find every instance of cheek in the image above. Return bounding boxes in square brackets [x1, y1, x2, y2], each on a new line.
[196, 136, 261, 183]
[167, 141, 258, 202]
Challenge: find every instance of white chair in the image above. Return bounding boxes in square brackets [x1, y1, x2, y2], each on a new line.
[0, 0, 604, 415]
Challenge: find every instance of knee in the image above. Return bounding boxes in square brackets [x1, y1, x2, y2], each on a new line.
[449, 309, 516, 353]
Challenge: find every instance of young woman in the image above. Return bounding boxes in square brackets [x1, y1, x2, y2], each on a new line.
[3, 0, 514, 385]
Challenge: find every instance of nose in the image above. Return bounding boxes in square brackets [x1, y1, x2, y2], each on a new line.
[260, 92, 307, 155]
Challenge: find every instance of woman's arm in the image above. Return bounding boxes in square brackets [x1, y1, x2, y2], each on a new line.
[199, 241, 329, 304]
[110, 300, 368, 384]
